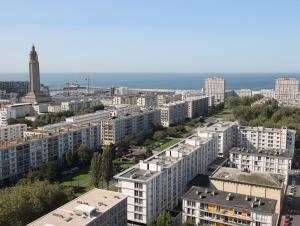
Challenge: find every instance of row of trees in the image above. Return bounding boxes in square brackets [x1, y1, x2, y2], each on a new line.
[148, 211, 194, 226]
[0, 180, 73, 226]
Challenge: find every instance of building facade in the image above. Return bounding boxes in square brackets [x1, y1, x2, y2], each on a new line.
[204, 77, 225, 105]
[0, 81, 29, 97]
[185, 96, 209, 119]
[0, 124, 27, 143]
[160, 101, 188, 127]
[275, 77, 299, 103]
[115, 132, 218, 225]
[27, 188, 127, 226]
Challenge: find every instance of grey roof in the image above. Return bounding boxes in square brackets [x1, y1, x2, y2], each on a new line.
[183, 186, 276, 215]
[229, 147, 293, 159]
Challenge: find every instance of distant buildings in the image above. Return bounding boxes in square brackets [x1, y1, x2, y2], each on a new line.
[113, 95, 138, 105]
[204, 77, 225, 105]
[0, 81, 29, 97]
[159, 101, 188, 127]
[101, 109, 160, 145]
[0, 124, 27, 143]
[115, 131, 218, 225]
[136, 95, 157, 108]
[275, 77, 300, 106]
[61, 99, 101, 112]
[27, 188, 127, 226]
[234, 89, 252, 97]
[185, 96, 209, 119]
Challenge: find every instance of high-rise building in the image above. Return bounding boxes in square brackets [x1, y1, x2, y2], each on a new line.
[21, 45, 51, 103]
[0, 81, 29, 97]
[275, 77, 299, 102]
[204, 77, 225, 105]
[159, 101, 188, 127]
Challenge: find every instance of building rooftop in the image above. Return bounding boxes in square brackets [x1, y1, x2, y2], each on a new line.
[210, 167, 284, 188]
[27, 188, 127, 226]
[183, 186, 276, 214]
[229, 147, 293, 159]
[202, 120, 236, 132]
[238, 125, 296, 133]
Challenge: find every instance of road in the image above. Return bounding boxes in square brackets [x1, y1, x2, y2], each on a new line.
[280, 170, 300, 226]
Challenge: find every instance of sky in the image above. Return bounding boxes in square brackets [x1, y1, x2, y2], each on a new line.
[0, 0, 300, 73]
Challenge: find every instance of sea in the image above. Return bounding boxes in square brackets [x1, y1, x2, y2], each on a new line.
[0, 73, 299, 90]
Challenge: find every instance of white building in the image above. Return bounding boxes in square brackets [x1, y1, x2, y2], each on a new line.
[237, 125, 296, 152]
[137, 95, 157, 108]
[108, 104, 141, 117]
[185, 96, 209, 119]
[204, 77, 225, 105]
[27, 188, 127, 226]
[157, 94, 182, 106]
[113, 95, 138, 105]
[66, 110, 111, 124]
[160, 101, 188, 127]
[201, 121, 237, 157]
[252, 89, 275, 98]
[0, 123, 101, 183]
[114, 131, 218, 225]
[234, 89, 252, 97]
[275, 77, 299, 103]
[101, 109, 161, 145]
[0, 108, 16, 125]
[61, 99, 101, 112]
[229, 147, 292, 177]
[48, 104, 62, 113]
[0, 124, 27, 143]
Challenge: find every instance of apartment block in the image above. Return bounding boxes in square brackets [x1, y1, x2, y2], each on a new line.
[160, 101, 188, 127]
[229, 147, 292, 177]
[66, 110, 111, 124]
[113, 95, 138, 105]
[0, 81, 29, 97]
[114, 131, 218, 225]
[0, 123, 101, 183]
[27, 188, 127, 226]
[101, 109, 160, 145]
[237, 125, 296, 152]
[201, 121, 237, 157]
[275, 77, 299, 102]
[109, 104, 141, 117]
[61, 99, 101, 112]
[137, 95, 157, 108]
[0, 108, 16, 125]
[210, 167, 285, 214]
[234, 89, 252, 97]
[185, 96, 209, 119]
[182, 186, 277, 226]
[204, 77, 225, 105]
[0, 124, 27, 143]
[157, 94, 182, 106]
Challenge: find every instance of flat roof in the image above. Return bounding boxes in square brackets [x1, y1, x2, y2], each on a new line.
[27, 188, 127, 226]
[210, 167, 284, 188]
[229, 147, 293, 159]
[183, 186, 276, 215]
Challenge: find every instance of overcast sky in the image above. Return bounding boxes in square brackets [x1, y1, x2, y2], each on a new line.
[0, 0, 300, 73]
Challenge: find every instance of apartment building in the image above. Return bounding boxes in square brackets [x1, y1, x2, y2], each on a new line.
[204, 77, 225, 105]
[109, 104, 141, 117]
[182, 186, 277, 226]
[5, 103, 35, 118]
[0, 123, 101, 183]
[47, 104, 62, 113]
[0, 124, 27, 143]
[185, 96, 209, 119]
[160, 101, 188, 127]
[27, 188, 127, 226]
[210, 167, 284, 214]
[66, 110, 111, 124]
[0, 108, 16, 125]
[114, 132, 218, 225]
[113, 95, 138, 105]
[237, 125, 296, 152]
[157, 94, 182, 106]
[229, 147, 292, 177]
[101, 109, 160, 145]
[275, 77, 299, 102]
[201, 121, 237, 157]
[61, 99, 101, 112]
[0, 81, 29, 97]
[234, 89, 252, 97]
[137, 95, 157, 108]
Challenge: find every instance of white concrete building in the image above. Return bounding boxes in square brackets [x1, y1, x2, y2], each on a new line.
[275, 77, 299, 103]
[114, 131, 218, 225]
[160, 101, 188, 127]
[61, 99, 101, 112]
[0, 124, 27, 143]
[201, 121, 237, 157]
[229, 147, 292, 177]
[234, 89, 252, 97]
[108, 104, 141, 117]
[157, 94, 182, 106]
[137, 95, 157, 108]
[0, 108, 16, 125]
[185, 96, 209, 119]
[66, 110, 111, 124]
[0, 123, 101, 183]
[27, 188, 127, 226]
[101, 109, 161, 145]
[204, 77, 225, 105]
[237, 125, 296, 152]
[113, 95, 138, 105]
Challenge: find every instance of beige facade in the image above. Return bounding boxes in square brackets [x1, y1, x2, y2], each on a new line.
[204, 77, 225, 105]
[160, 101, 188, 127]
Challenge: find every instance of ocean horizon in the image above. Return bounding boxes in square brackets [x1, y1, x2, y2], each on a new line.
[0, 73, 299, 90]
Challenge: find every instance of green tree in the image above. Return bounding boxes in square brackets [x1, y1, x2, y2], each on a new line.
[156, 210, 172, 226]
[0, 180, 73, 226]
[145, 148, 153, 158]
[90, 152, 102, 188]
[102, 145, 114, 189]
[65, 149, 74, 168]
[153, 131, 165, 141]
[77, 144, 92, 166]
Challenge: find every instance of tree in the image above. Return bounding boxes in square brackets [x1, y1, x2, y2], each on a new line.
[77, 144, 92, 166]
[145, 148, 153, 158]
[156, 210, 172, 226]
[153, 131, 165, 141]
[102, 145, 114, 189]
[0, 180, 73, 226]
[65, 149, 74, 168]
[90, 152, 102, 188]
